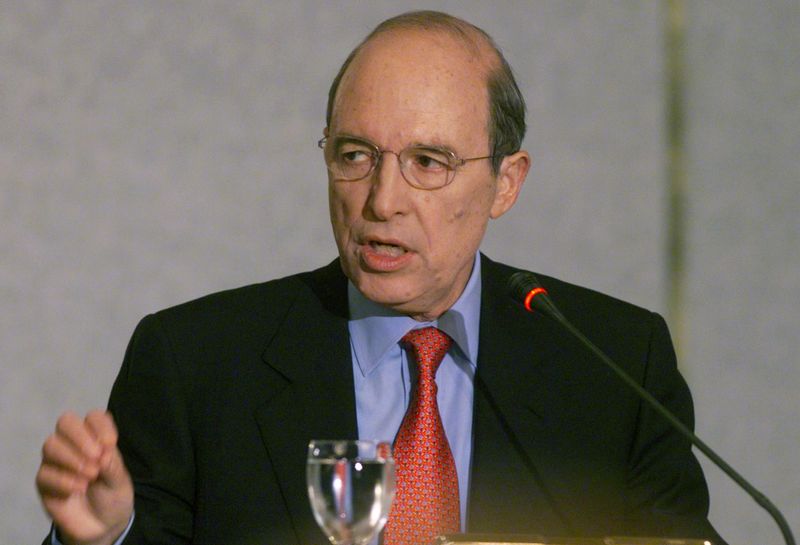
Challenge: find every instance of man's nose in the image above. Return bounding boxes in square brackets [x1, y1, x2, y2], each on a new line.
[365, 152, 411, 220]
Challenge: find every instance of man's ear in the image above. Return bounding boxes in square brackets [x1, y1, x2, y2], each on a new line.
[490, 150, 531, 219]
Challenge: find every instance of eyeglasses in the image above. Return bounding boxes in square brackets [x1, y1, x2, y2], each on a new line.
[318, 135, 495, 190]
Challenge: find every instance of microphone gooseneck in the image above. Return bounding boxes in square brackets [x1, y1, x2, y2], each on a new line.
[507, 271, 795, 545]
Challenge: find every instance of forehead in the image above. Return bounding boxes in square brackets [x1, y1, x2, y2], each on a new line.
[330, 29, 492, 149]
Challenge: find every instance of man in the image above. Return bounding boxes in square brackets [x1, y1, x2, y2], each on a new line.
[36, 11, 724, 545]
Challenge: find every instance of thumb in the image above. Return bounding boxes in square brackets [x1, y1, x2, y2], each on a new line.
[89, 441, 134, 536]
[98, 444, 131, 490]
[83, 411, 129, 488]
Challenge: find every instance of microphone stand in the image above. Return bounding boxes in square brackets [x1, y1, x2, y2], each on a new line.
[509, 271, 796, 545]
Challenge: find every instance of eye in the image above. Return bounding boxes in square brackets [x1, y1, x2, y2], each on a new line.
[406, 148, 452, 172]
[335, 142, 374, 165]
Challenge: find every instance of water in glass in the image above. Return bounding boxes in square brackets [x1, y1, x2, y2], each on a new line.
[307, 440, 395, 545]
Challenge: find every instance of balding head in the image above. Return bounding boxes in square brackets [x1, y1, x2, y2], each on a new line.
[326, 10, 526, 174]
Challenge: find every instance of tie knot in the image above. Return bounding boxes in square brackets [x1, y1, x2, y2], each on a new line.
[401, 326, 453, 376]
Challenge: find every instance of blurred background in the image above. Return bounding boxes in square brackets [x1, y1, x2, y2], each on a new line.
[1, 1, 797, 543]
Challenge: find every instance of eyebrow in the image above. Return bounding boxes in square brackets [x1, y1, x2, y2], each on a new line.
[331, 133, 458, 155]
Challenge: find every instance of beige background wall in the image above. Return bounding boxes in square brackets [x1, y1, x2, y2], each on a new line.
[1, 2, 797, 543]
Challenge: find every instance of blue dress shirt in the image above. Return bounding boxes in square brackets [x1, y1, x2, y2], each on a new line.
[348, 254, 481, 530]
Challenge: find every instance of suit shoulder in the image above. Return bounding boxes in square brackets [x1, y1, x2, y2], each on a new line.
[483, 256, 663, 335]
[155, 275, 300, 324]
[539, 273, 653, 319]
[146, 260, 346, 338]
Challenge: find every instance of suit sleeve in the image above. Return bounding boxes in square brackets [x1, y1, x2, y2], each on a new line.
[626, 312, 726, 543]
[108, 314, 195, 544]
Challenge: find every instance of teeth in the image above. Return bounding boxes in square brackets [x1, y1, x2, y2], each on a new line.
[370, 241, 406, 257]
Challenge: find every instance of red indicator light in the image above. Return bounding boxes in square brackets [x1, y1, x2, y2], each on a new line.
[524, 287, 548, 313]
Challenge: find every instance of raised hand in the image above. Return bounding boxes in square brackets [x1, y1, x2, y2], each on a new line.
[36, 410, 134, 545]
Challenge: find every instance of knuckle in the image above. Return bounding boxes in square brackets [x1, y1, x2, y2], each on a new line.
[55, 411, 76, 433]
[42, 435, 69, 465]
[35, 465, 55, 491]
[85, 408, 105, 421]
[42, 434, 58, 455]
[41, 436, 51, 457]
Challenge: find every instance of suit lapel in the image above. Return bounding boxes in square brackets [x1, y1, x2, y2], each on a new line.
[468, 255, 578, 535]
[255, 261, 358, 544]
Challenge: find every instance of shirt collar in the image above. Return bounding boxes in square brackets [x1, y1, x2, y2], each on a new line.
[348, 253, 482, 377]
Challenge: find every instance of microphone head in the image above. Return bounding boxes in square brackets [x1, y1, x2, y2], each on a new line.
[507, 271, 563, 320]
[507, 271, 543, 302]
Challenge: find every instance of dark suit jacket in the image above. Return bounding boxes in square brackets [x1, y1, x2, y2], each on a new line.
[93, 255, 722, 544]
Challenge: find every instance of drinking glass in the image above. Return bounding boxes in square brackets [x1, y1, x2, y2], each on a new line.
[307, 440, 396, 545]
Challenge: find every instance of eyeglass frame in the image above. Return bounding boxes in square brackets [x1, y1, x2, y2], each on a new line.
[318, 135, 497, 190]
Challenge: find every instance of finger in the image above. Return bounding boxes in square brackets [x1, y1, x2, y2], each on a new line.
[85, 411, 132, 492]
[85, 410, 118, 449]
[98, 443, 132, 490]
[55, 412, 103, 461]
[41, 434, 100, 479]
[36, 463, 89, 497]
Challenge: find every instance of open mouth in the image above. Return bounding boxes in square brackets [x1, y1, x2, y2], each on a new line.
[357, 238, 414, 272]
[368, 241, 407, 257]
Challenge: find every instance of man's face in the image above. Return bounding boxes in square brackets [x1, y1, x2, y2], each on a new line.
[327, 30, 521, 320]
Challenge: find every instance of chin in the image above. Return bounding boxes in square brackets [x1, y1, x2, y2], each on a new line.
[350, 272, 416, 309]
[355, 277, 405, 305]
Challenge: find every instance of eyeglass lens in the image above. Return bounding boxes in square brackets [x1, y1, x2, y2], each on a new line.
[324, 138, 455, 189]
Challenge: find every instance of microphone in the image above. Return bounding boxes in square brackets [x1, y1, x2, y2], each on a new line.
[507, 271, 795, 545]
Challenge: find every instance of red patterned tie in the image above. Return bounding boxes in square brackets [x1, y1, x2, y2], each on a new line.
[383, 327, 460, 545]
